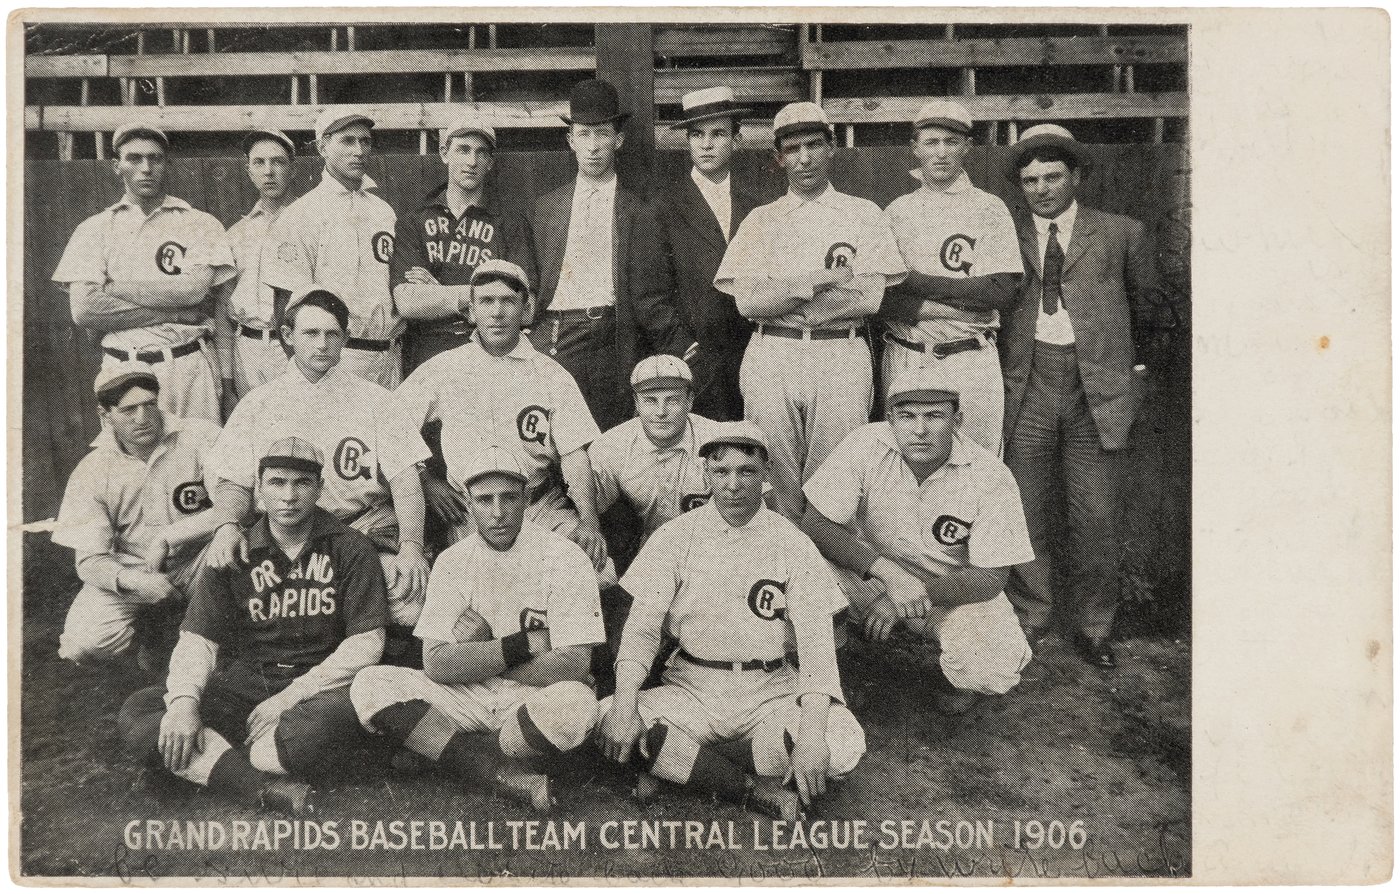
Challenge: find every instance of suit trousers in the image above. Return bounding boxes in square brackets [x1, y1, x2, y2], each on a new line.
[1006, 341, 1125, 639]
[527, 309, 625, 430]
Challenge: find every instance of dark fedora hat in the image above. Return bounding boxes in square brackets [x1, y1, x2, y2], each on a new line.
[1005, 124, 1091, 180]
[561, 78, 630, 127]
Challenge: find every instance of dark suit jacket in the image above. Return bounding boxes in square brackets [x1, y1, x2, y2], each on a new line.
[1000, 205, 1155, 451]
[531, 179, 693, 425]
[645, 173, 762, 419]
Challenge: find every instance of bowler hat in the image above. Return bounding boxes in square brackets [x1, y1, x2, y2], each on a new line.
[561, 79, 630, 127]
[1006, 124, 1091, 180]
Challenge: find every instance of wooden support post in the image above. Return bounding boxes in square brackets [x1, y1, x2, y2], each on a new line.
[488, 25, 497, 49]
[291, 75, 300, 104]
[420, 130, 428, 154]
[595, 24, 656, 185]
[812, 25, 824, 104]
[444, 72, 453, 103]
[310, 74, 319, 105]
[79, 78, 89, 106]
[1125, 65, 1136, 93]
[95, 132, 105, 160]
[57, 132, 74, 160]
[464, 25, 475, 101]
[207, 29, 216, 52]
[844, 125, 854, 148]
[1008, 121, 1018, 143]
[347, 27, 356, 51]
[986, 121, 996, 145]
[1153, 117, 1165, 144]
[1102, 26, 1122, 93]
[331, 28, 338, 51]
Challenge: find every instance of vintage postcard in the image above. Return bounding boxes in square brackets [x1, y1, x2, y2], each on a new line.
[8, 6, 1390, 885]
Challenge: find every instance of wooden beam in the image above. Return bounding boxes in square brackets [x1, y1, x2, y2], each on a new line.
[824, 92, 1188, 124]
[654, 26, 792, 58]
[655, 68, 802, 104]
[804, 36, 1186, 70]
[88, 47, 595, 78]
[25, 55, 107, 78]
[27, 101, 572, 132]
[596, 24, 656, 185]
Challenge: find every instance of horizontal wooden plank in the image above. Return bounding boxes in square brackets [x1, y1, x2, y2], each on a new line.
[655, 68, 802, 104]
[654, 26, 792, 57]
[824, 92, 1188, 123]
[27, 101, 570, 132]
[804, 36, 1187, 70]
[25, 54, 108, 78]
[100, 47, 595, 78]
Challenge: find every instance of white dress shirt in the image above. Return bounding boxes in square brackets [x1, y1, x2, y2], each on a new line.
[551, 174, 618, 311]
[1033, 200, 1078, 345]
[690, 167, 732, 241]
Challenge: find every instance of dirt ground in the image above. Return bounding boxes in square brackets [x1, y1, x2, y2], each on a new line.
[18, 532, 1190, 883]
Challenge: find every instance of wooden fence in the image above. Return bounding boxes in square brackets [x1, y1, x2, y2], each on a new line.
[22, 143, 1189, 527]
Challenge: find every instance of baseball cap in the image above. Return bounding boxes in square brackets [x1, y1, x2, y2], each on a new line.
[912, 99, 973, 136]
[112, 123, 169, 153]
[241, 128, 297, 157]
[94, 362, 159, 399]
[258, 436, 325, 476]
[440, 112, 497, 150]
[460, 445, 528, 490]
[886, 364, 961, 409]
[315, 106, 374, 141]
[772, 102, 832, 143]
[699, 420, 771, 459]
[282, 286, 350, 326]
[630, 354, 693, 392]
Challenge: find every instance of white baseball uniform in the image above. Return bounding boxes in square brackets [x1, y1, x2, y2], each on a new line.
[223, 203, 289, 397]
[52, 195, 237, 423]
[52, 416, 221, 663]
[588, 413, 722, 543]
[260, 171, 402, 388]
[714, 184, 906, 523]
[803, 422, 1034, 694]
[883, 172, 1023, 451]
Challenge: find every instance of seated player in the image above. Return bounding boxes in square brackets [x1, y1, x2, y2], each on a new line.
[596, 422, 865, 821]
[350, 447, 604, 811]
[117, 438, 390, 815]
[802, 366, 1034, 714]
[52, 363, 222, 671]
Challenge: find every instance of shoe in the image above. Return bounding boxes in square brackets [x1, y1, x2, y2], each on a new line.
[1020, 622, 1050, 645]
[744, 776, 800, 822]
[633, 770, 663, 803]
[933, 689, 986, 716]
[259, 779, 315, 815]
[389, 747, 431, 777]
[1074, 633, 1117, 669]
[492, 768, 554, 813]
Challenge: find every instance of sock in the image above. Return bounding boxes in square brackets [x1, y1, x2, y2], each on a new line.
[369, 700, 434, 747]
[206, 749, 271, 806]
[686, 746, 750, 802]
[439, 732, 506, 782]
[710, 737, 757, 773]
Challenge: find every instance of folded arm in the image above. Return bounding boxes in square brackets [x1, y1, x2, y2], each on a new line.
[68, 281, 208, 331]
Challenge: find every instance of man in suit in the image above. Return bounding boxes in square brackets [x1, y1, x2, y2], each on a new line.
[999, 124, 1156, 670]
[529, 78, 696, 432]
[646, 87, 763, 421]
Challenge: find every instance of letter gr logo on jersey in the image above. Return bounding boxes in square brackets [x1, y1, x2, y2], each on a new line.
[371, 231, 394, 264]
[155, 241, 186, 276]
[171, 480, 212, 514]
[334, 436, 373, 481]
[680, 493, 710, 513]
[824, 242, 857, 269]
[747, 578, 788, 621]
[519, 608, 548, 631]
[932, 514, 972, 546]
[516, 406, 551, 445]
[940, 234, 976, 275]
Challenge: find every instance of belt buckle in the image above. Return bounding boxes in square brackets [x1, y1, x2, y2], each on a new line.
[585, 304, 607, 321]
[800, 327, 814, 341]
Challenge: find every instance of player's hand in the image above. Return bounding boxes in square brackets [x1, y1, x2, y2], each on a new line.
[158, 699, 205, 773]
[245, 691, 295, 745]
[118, 569, 180, 605]
[863, 595, 900, 642]
[571, 519, 608, 572]
[598, 701, 645, 764]
[207, 523, 249, 570]
[143, 533, 172, 574]
[422, 476, 471, 527]
[388, 541, 430, 604]
[453, 608, 492, 642]
[403, 267, 440, 286]
[526, 628, 552, 655]
[789, 729, 831, 806]
[872, 558, 929, 620]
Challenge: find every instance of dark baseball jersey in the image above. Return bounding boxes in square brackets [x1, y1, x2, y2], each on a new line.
[391, 188, 536, 300]
[181, 507, 389, 669]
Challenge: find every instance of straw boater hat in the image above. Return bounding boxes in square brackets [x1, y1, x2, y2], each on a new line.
[670, 86, 752, 130]
[560, 78, 630, 127]
[1005, 123, 1091, 179]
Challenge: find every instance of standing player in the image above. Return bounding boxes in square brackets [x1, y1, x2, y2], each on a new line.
[351, 448, 603, 811]
[597, 422, 864, 821]
[217, 128, 298, 411]
[118, 437, 390, 816]
[531, 78, 696, 430]
[393, 113, 537, 375]
[261, 106, 402, 388]
[647, 87, 763, 420]
[880, 100, 1023, 453]
[802, 366, 1033, 715]
[52, 123, 236, 423]
[52, 363, 222, 669]
[205, 288, 431, 629]
[714, 102, 906, 523]
[396, 259, 610, 580]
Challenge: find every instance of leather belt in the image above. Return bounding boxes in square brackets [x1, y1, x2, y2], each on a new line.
[755, 323, 867, 341]
[238, 323, 280, 342]
[884, 332, 986, 359]
[540, 305, 615, 322]
[678, 649, 785, 673]
[346, 335, 397, 352]
[104, 335, 207, 364]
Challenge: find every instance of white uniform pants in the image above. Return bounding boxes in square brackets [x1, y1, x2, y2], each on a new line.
[231, 329, 287, 398]
[58, 544, 208, 664]
[345, 501, 422, 626]
[338, 342, 402, 390]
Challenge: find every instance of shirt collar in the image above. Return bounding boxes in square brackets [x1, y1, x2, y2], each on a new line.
[108, 193, 190, 215]
[1034, 200, 1078, 235]
[91, 414, 184, 455]
[422, 183, 501, 216]
[242, 200, 284, 222]
[248, 507, 341, 553]
[469, 330, 535, 360]
[639, 416, 700, 456]
[318, 169, 379, 196]
[690, 167, 730, 195]
[872, 423, 976, 474]
[776, 182, 835, 214]
[920, 170, 972, 196]
[696, 497, 772, 535]
[575, 173, 618, 199]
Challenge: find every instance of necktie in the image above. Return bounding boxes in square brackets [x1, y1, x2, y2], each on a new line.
[1042, 222, 1064, 315]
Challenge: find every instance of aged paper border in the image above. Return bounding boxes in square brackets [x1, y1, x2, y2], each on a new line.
[7, 4, 1392, 885]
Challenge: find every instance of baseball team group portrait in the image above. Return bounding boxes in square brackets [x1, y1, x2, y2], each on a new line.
[17, 14, 1193, 882]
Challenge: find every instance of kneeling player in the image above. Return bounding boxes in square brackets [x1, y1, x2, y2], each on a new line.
[118, 438, 389, 814]
[597, 422, 864, 821]
[351, 447, 604, 811]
